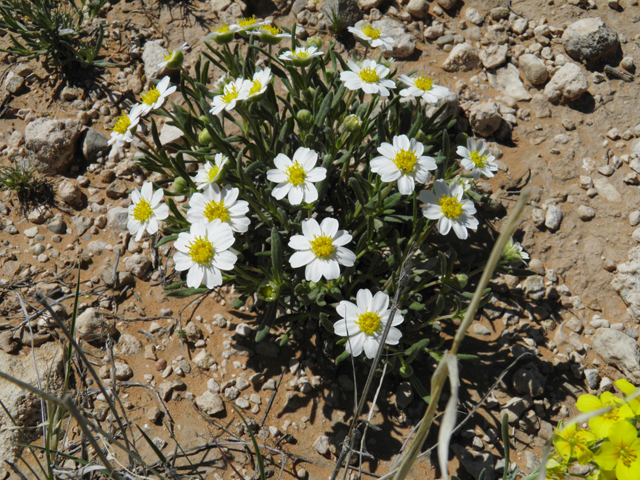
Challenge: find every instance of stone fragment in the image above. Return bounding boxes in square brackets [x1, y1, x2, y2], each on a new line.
[196, 391, 225, 416]
[592, 178, 622, 203]
[81, 128, 109, 162]
[114, 334, 143, 356]
[518, 54, 549, 85]
[56, 179, 83, 208]
[194, 350, 215, 369]
[4, 71, 25, 95]
[479, 44, 508, 69]
[396, 381, 414, 408]
[545, 205, 563, 230]
[577, 205, 595, 221]
[468, 101, 502, 137]
[544, 63, 588, 103]
[512, 367, 546, 397]
[442, 43, 481, 72]
[465, 8, 484, 25]
[107, 206, 130, 231]
[487, 64, 532, 102]
[523, 276, 545, 301]
[124, 254, 151, 278]
[406, 0, 427, 18]
[593, 328, 640, 383]
[313, 435, 330, 455]
[142, 40, 170, 81]
[76, 308, 117, 342]
[531, 93, 551, 118]
[562, 18, 619, 63]
[25, 118, 82, 173]
[322, 0, 362, 26]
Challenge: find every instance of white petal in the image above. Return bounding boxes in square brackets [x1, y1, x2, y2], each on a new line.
[332, 230, 352, 247]
[186, 265, 205, 288]
[438, 217, 452, 235]
[336, 247, 356, 267]
[288, 186, 304, 205]
[372, 291, 389, 313]
[290, 250, 316, 268]
[363, 337, 380, 359]
[385, 327, 403, 345]
[305, 260, 323, 282]
[323, 259, 341, 280]
[174, 252, 193, 271]
[301, 218, 321, 239]
[337, 300, 359, 321]
[320, 218, 339, 238]
[289, 235, 310, 250]
[452, 222, 468, 240]
[272, 183, 291, 200]
[356, 289, 373, 311]
[397, 175, 415, 195]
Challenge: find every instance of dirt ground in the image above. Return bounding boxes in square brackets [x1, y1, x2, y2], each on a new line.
[1, 0, 640, 479]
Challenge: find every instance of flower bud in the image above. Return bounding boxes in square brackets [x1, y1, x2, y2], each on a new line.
[199, 115, 211, 124]
[414, 129, 428, 143]
[172, 176, 188, 193]
[302, 87, 315, 102]
[257, 280, 280, 302]
[344, 114, 362, 133]
[501, 238, 529, 265]
[399, 364, 414, 378]
[296, 109, 313, 129]
[306, 37, 323, 49]
[455, 273, 468, 289]
[165, 50, 184, 70]
[199, 128, 213, 146]
[324, 68, 337, 81]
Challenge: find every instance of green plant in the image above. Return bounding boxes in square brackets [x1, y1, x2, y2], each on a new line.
[0, 0, 111, 70]
[0, 161, 52, 211]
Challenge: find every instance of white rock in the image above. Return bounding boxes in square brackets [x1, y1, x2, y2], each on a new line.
[544, 63, 588, 103]
[487, 64, 532, 102]
[592, 178, 622, 203]
[545, 205, 563, 230]
[76, 308, 117, 342]
[562, 17, 619, 63]
[196, 391, 225, 416]
[25, 118, 82, 173]
[442, 43, 480, 72]
[406, 0, 427, 18]
[577, 205, 595, 221]
[479, 44, 508, 69]
[124, 254, 151, 278]
[465, 7, 484, 25]
[468, 101, 502, 137]
[194, 350, 215, 369]
[518, 54, 549, 85]
[593, 328, 640, 383]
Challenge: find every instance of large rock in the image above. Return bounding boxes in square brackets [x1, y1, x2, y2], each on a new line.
[487, 64, 532, 102]
[544, 63, 588, 103]
[593, 328, 640, 383]
[142, 40, 170, 81]
[406, 0, 427, 18]
[322, 0, 362, 27]
[107, 206, 130, 231]
[518, 54, 549, 85]
[124, 254, 151, 278]
[613, 247, 640, 321]
[451, 444, 495, 480]
[56, 178, 83, 208]
[562, 18, 619, 63]
[0, 343, 64, 476]
[25, 118, 82, 173]
[442, 43, 481, 72]
[196, 390, 225, 416]
[479, 44, 508, 69]
[368, 18, 416, 58]
[76, 308, 117, 342]
[468, 101, 502, 137]
[81, 128, 109, 162]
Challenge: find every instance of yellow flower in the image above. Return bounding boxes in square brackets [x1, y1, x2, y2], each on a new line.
[594, 420, 640, 480]
[616, 379, 640, 416]
[576, 392, 635, 438]
[544, 458, 568, 480]
[553, 422, 597, 465]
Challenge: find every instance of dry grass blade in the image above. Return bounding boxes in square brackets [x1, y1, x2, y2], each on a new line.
[437, 353, 459, 480]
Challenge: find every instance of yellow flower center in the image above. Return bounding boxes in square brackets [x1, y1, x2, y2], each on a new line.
[261, 25, 281, 35]
[292, 50, 310, 58]
[356, 311, 382, 335]
[113, 112, 131, 134]
[310, 235, 335, 259]
[141, 87, 161, 106]
[221, 84, 239, 104]
[362, 24, 382, 39]
[470, 151, 489, 168]
[439, 195, 463, 219]
[188, 236, 215, 265]
[414, 75, 433, 92]
[164, 51, 174, 61]
[393, 149, 418, 174]
[206, 165, 220, 183]
[215, 24, 230, 34]
[618, 446, 638, 467]
[203, 200, 230, 223]
[238, 16, 258, 27]
[286, 161, 306, 186]
[133, 198, 153, 222]
[249, 80, 263, 96]
[358, 67, 380, 83]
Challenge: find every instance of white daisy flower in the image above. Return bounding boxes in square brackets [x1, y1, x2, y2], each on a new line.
[186, 184, 250, 233]
[347, 23, 395, 51]
[334, 289, 404, 359]
[203, 23, 237, 45]
[457, 137, 498, 180]
[139, 76, 177, 116]
[279, 46, 324, 67]
[398, 74, 451, 104]
[210, 78, 248, 115]
[108, 103, 144, 147]
[241, 68, 272, 100]
[194, 154, 228, 190]
[502, 238, 529, 264]
[289, 218, 356, 282]
[233, 15, 270, 33]
[173, 220, 238, 289]
[127, 182, 169, 242]
[452, 175, 472, 194]
[266, 147, 327, 205]
[419, 179, 479, 240]
[340, 59, 396, 97]
[158, 43, 188, 70]
[250, 24, 291, 45]
[370, 135, 437, 195]
[211, 74, 232, 96]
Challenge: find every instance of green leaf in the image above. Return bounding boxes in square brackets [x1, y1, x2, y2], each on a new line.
[335, 349, 350, 365]
[166, 287, 209, 297]
[136, 425, 167, 463]
[408, 301, 425, 311]
[404, 338, 430, 356]
[155, 234, 178, 248]
[320, 313, 334, 333]
[163, 281, 186, 291]
[271, 227, 283, 278]
[255, 301, 278, 343]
